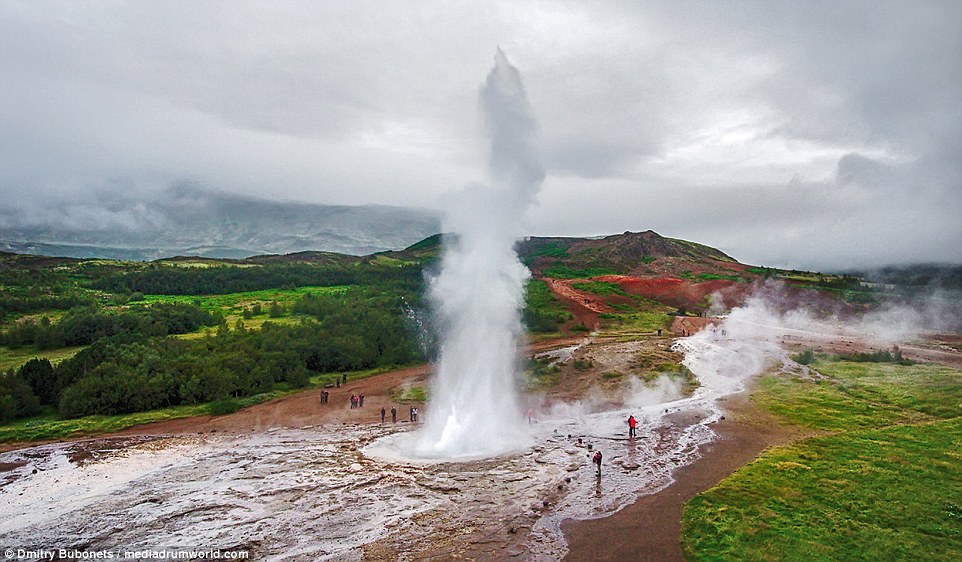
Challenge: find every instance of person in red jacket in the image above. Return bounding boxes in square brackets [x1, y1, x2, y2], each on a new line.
[592, 450, 603, 477]
[627, 414, 637, 438]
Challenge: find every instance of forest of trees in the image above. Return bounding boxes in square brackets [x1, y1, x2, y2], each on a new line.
[0, 302, 221, 349]
[0, 286, 426, 422]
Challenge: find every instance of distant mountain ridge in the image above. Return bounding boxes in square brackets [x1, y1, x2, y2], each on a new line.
[0, 188, 441, 260]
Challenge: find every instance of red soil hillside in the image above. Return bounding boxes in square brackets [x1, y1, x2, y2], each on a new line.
[541, 276, 752, 331]
[519, 230, 761, 321]
[594, 275, 752, 311]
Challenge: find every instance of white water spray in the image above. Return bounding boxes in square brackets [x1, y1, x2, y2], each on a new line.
[411, 49, 545, 458]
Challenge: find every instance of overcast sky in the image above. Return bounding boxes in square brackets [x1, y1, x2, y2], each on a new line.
[1, 1, 960, 269]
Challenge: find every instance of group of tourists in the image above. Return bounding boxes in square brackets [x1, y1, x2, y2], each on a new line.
[376, 405, 418, 423]
[318, 379, 420, 426]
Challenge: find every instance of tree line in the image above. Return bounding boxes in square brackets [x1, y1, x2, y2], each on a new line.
[0, 302, 221, 349]
[88, 262, 424, 296]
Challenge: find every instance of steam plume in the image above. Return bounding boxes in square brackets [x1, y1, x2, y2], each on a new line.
[413, 50, 544, 457]
[675, 280, 961, 400]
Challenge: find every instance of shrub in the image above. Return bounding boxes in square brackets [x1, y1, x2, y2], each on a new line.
[0, 370, 41, 422]
[837, 348, 914, 365]
[209, 398, 242, 416]
[268, 301, 284, 318]
[573, 358, 593, 371]
[18, 358, 56, 405]
[792, 349, 817, 365]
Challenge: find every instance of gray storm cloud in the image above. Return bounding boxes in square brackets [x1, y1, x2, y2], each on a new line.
[0, 1, 959, 270]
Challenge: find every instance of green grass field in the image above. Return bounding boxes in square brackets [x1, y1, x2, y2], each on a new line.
[598, 311, 673, 337]
[682, 359, 962, 561]
[540, 265, 620, 279]
[0, 345, 86, 372]
[139, 285, 348, 314]
[392, 385, 427, 403]
[145, 285, 350, 338]
[524, 279, 573, 334]
[571, 281, 628, 296]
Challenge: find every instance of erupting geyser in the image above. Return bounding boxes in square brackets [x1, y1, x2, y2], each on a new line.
[411, 49, 545, 457]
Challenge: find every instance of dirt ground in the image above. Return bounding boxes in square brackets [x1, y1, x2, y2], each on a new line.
[595, 275, 749, 311]
[115, 364, 432, 438]
[544, 278, 606, 330]
[777, 332, 962, 368]
[538, 335, 684, 403]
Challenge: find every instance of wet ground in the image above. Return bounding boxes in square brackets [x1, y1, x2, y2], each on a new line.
[0, 397, 721, 560]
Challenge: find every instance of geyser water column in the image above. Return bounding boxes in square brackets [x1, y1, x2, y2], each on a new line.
[413, 49, 545, 457]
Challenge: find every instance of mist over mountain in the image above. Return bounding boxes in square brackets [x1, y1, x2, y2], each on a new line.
[0, 186, 440, 260]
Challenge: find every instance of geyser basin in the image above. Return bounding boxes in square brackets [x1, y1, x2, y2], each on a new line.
[3, 327, 843, 558]
[2, 398, 716, 560]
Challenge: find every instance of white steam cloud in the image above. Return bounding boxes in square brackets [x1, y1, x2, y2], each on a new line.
[676, 281, 961, 401]
[624, 374, 684, 408]
[411, 50, 545, 457]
